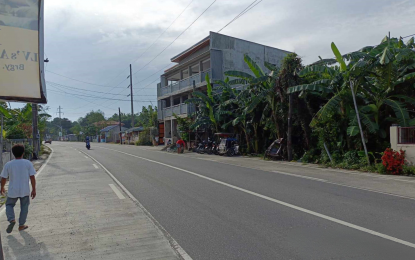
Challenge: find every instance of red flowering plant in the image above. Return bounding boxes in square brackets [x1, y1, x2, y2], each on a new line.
[381, 148, 405, 175]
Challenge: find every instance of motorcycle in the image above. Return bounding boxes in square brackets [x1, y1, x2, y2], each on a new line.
[205, 138, 214, 155]
[86, 142, 91, 150]
[212, 141, 219, 155]
[196, 141, 205, 154]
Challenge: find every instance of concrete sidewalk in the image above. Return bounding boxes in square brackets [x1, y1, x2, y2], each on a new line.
[0, 145, 182, 260]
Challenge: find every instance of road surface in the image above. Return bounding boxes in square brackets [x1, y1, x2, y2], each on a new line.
[57, 142, 415, 259]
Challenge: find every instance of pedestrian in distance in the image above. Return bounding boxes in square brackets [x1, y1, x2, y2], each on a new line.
[176, 138, 186, 154]
[1, 144, 37, 233]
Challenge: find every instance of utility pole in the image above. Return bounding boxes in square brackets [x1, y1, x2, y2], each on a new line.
[287, 94, 293, 161]
[118, 107, 122, 145]
[57, 106, 63, 141]
[57, 106, 63, 119]
[129, 64, 134, 128]
[32, 104, 38, 160]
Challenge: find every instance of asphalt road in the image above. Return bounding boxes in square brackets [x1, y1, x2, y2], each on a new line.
[61, 142, 415, 260]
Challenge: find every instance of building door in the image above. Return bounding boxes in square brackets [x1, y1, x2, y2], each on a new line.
[159, 123, 165, 145]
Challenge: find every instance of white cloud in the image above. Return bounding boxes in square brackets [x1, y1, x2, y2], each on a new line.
[42, 0, 415, 121]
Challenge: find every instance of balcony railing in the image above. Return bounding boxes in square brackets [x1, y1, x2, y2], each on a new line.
[159, 103, 196, 120]
[159, 68, 211, 97]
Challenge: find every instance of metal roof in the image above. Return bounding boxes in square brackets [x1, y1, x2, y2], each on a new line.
[100, 125, 119, 132]
[125, 127, 144, 133]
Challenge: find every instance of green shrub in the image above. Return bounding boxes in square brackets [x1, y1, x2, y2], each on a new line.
[402, 165, 415, 175]
[376, 163, 387, 174]
[343, 151, 360, 166]
[23, 143, 33, 159]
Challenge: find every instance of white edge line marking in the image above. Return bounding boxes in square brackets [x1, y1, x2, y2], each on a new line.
[191, 156, 415, 201]
[99, 146, 415, 249]
[109, 184, 125, 199]
[0, 147, 54, 216]
[93, 164, 99, 169]
[79, 150, 193, 260]
[272, 171, 415, 201]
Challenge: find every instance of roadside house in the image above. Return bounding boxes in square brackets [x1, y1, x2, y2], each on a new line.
[100, 125, 127, 143]
[125, 126, 144, 144]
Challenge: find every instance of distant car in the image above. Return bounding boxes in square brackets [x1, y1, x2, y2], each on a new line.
[45, 139, 52, 144]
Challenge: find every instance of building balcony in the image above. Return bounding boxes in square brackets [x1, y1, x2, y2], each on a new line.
[158, 103, 196, 120]
[158, 68, 211, 98]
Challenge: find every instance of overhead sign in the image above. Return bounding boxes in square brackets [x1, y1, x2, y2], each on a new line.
[0, 0, 46, 103]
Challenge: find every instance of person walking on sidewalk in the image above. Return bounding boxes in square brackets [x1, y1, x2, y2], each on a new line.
[1, 144, 37, 233]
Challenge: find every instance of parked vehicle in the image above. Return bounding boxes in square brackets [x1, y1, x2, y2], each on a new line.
[205, 138, 214, 155]
[218, 138, 239, 156]
[196, 141, 206, 154]
[212, 141, 219, 155]
[264, 138, 284, 160]
[45, 139, 52, 144]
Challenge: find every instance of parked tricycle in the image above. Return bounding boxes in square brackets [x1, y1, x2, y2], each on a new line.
[215, 133, 239, 156]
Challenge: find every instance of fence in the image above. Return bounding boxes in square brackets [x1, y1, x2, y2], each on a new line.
[0, 139, 33, 172]
[398, 127, 415, 144]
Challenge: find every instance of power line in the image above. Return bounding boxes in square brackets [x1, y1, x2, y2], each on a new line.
[402, 33, 415, 39]
[47, 81, 156, 96]
[100, 0, 195, 88]
[46, 70, 125, 88]
[49, 86, 155, 102]
[129, 0, 195, 69]
[132, 0, 217, 77]
[218, 0, 261, 33]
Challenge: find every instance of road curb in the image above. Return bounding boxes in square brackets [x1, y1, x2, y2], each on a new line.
[80, 150, 192, 260]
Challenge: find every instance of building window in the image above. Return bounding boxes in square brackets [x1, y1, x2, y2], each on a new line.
[182, 69, 189, 79]
[173, 97, 181, 106]
[202, 59, 210, 71]
[165, 98, 171, 108]
[191, 64, 200, 75]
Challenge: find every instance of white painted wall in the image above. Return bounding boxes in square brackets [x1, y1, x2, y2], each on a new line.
[390, 126, 415, 165]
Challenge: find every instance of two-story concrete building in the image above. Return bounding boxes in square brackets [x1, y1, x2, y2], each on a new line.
[157, 32, 290, 145]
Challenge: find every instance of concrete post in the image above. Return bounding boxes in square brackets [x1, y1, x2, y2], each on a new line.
[390, 125, 398, 151]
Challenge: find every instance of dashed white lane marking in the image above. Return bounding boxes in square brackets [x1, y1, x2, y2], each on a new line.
[100, 146, 415, 249]
[93, 164, 99, 169]
[84, 156, 89, 159]
[81, 150, 192, 260]
[109, 184, 125, 199]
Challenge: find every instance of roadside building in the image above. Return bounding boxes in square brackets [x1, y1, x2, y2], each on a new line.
[157, 32, 290, 145]
[100, 125, 127, 143]
[124, 126, 144, 144]
[67, 134, 78, 142]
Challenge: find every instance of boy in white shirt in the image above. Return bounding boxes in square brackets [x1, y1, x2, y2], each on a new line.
[1, 144, 37, 233]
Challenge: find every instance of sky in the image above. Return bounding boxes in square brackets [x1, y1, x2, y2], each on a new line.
[29, 0, 415, 122]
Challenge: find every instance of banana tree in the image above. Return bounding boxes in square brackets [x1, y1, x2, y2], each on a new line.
[0, 103, 12, 119]
[224, 54, 284, 139]
[347, 36, 415, 137]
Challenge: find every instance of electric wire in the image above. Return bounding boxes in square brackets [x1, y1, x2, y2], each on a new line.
[101, 0, 195, 88]
[131, 0, 217, 76]
[217, 0, 261, 33]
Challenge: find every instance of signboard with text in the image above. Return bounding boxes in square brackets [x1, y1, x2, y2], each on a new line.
[0, 0, 46, 103]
